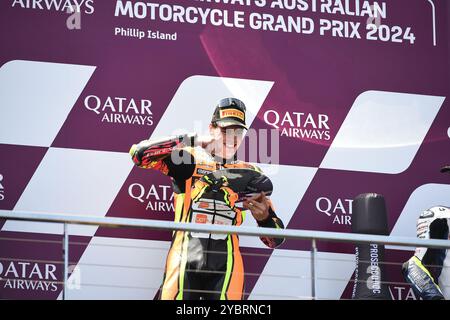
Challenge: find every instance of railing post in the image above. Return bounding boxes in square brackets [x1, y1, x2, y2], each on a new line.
[311, 239, 317, 300]
[62, 223, 69, 300]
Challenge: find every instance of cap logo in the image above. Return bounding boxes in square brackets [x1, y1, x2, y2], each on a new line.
[220, 109, 245, 121]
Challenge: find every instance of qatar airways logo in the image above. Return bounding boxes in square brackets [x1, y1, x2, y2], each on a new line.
[316, 196, 352, 225]
[0, 261, 59, 292]
[84, 95, 154, 126]
[264, 110, 331, 141]
[0, 174, 4, 201]
[389, 286, 421, 300]
[128, 183, 174, 213]
[11, 0, 94, 14]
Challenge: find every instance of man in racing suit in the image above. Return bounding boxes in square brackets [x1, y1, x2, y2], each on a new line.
[402, 166, 450, 300]
[129, 98, 285, 300]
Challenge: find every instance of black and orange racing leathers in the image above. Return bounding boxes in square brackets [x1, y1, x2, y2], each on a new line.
[129, 134, 285, 300]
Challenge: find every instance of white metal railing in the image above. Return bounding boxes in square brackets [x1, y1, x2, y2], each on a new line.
[1, 209, 450, 300]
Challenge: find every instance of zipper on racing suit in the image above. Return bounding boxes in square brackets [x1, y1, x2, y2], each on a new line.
[205, 163, 223, 268]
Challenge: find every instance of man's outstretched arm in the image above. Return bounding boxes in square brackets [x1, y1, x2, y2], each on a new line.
[129, 134, 196, 177]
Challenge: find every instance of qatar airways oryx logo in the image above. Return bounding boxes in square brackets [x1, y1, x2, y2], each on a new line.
[84, 95, 154, 126]
[0, 261, 59, 292]
[264, 110, 331, 141]
[0, 174, 4, 201]
[316, 196, 353, 225]
[11, 0, 94, 14]
[128, 183, 174, 213]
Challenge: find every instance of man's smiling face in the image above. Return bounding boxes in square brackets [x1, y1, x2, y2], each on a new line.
[209, 124, 245, 160]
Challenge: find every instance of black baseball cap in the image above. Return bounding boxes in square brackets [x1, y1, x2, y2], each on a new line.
[211, 98, 248, 129]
